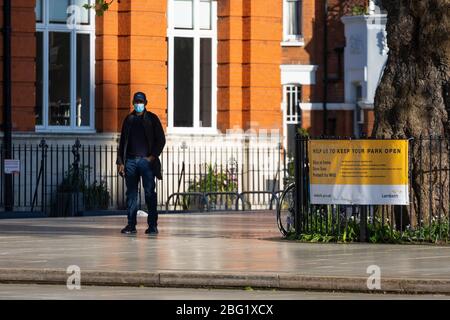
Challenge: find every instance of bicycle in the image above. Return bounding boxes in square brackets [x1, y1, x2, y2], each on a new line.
[276, 163, 310, 237]
[276, 183, 296, 236]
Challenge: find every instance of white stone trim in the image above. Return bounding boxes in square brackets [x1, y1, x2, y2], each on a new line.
[281, 40, 305, 47]
[358, 101, 375, 110]
[281, 64, 318, 85]
[299, 103, 356, 111]
[6, 132, 120, 146]
[166, 127, 221, 135]
[341, 14, 387, 26]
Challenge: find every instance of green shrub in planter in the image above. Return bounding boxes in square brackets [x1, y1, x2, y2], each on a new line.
[84, 180, 110, 210]
[351, 5, 367, 15]
[51, 165, 90, 217]
[183, 164, 238, 211]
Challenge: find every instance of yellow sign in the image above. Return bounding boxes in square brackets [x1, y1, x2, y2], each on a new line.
[308, 140, 409, 205]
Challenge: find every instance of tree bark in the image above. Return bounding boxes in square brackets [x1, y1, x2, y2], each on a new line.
[373, 0, 450, 227]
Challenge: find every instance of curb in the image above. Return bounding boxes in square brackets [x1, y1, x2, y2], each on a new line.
[1, 268, 450, 294]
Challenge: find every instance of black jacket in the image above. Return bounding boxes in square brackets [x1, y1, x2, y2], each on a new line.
[116, 110, 166, 180]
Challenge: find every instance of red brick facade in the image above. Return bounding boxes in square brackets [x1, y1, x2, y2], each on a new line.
[0, 0, 374, 136]
[0, 0, 37, 132]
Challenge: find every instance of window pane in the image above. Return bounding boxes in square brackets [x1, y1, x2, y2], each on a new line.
[49, 32, 71, 126]
[174, 0, 193, 29]
[49, 0, 70, 24]
[174, 37, 194, 127]
[285, 85, 301, 123]
[36, 0, 43, 22]
[200, 38, 212, 127]
[287, 0, 302, 36]
[74, 0, 90, 24]
[200, 0, 211, 30]
[287, 87, 291, 117]
[77, 34, 91, 127]
[36, 32, 43, 126]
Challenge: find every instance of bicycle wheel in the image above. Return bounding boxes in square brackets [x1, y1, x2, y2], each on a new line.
[277, 183, 296, 236]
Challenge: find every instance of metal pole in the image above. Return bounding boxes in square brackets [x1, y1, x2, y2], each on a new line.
[294, 103, 303, 235]
[294, 132, 301, 235]
[360, 205, 367, 242]
[322, 0, 328, 135]
[3, 0, 13, 211]
[40, 139, 48, 213]
[72, 139, 81, 216]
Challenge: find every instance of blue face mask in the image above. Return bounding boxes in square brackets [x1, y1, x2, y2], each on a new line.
[134, 103, 145, 113]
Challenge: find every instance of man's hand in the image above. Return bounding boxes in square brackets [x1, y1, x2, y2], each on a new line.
[147, 155, 156, 163]
[117, 164, 125, 177]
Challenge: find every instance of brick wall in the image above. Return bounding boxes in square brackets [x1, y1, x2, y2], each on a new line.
[217, 0, 244, 131]
[96, 0, 167, 133]
[363, 109, 375, 136]
[281, 0, 316, 65]
[218, 0, 283, 132]
[281, 0, 367, 136]
[0, 0, 37, 132]
[0, 0, 371, 136]
[282, 0, 364, 104]
[243, 0, 282, 131]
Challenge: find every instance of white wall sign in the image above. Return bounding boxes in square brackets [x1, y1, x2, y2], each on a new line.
[4, 160, 20, 174]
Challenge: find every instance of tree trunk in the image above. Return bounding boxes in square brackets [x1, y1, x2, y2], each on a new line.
[373, 0, 450, 227]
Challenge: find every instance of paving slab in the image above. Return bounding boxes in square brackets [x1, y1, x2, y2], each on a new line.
[1, 284, 449, 300]
[0, 211, 449, 293]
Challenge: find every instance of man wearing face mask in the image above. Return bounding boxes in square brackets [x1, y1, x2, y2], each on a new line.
[116, 92, 166, 235]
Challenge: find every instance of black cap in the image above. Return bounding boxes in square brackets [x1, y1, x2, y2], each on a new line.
[133, 92, 147, 103]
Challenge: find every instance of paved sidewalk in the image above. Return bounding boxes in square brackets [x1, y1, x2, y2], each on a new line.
[2, 284, 449, 300]
[0, 211, 449, 294]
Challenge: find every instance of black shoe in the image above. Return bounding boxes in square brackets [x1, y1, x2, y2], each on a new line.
[145, 226, 159, 235]
[121, 225, 137, 234]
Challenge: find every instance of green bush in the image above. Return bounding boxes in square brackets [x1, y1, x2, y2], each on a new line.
[287, 212, 449, 244]
[183, 164, 238, 210]
[52, 165, 111, 214]
[57, 165, 90, 193]
[188, 164, 238, 193]
[351, 5, 367, 15]
[84, 180, 110, 210]
[297, 127, 309, 138]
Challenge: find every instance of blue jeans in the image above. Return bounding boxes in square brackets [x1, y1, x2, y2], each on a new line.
[125, 157, 158, 228]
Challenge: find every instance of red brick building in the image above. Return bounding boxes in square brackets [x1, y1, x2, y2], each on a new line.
[0, 0, 384, 151]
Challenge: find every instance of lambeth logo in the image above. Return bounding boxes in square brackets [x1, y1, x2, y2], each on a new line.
[382, 194, 399, 199]
[382, 190, 402, 199]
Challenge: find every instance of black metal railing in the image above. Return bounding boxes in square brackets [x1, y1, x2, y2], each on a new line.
[0, 139, 287, 215]
[292, 136, 450, 243]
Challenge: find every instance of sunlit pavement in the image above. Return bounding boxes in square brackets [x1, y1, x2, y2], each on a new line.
[0, 211, 449, 296]
[0, 284, 449, 300]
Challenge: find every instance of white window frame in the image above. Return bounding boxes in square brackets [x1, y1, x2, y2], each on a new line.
[35, 0, 96, 133]
[282, 0, 304, 47]
[167, 0, 218, 135]
[283, 84, 302, 125]
[282, 84, 302, 152]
